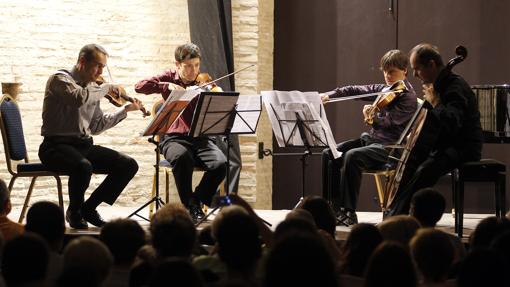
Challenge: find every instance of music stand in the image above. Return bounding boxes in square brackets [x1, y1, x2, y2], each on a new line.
[262, 90, 340, 207]
[188, 91, 239, 224]
[128, 90, 200, 221]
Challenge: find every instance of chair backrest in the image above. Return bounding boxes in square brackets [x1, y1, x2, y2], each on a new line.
[0, 95, 28, 172]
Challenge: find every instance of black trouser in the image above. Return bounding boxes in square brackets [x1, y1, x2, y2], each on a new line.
[38, 136, 138, 211]
[322, 134, 390, 211]
[160, 135, 227, 207]
[213, 134, 242, 194]
[388, 152, 459, 216]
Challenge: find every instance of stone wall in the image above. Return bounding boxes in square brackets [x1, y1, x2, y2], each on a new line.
[0, 0, 273, 210]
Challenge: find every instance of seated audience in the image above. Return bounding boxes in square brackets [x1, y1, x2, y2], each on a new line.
[212, 206, 262, 286]
[58, 236, 113, 287]
[469, 216, 510, 250]
[300, 196, 337, 237]
[410, 228, 455, 287]
[0, 179, 23, 241]
[457, 248, 509, 287]
[364, 241, 417, 287]
[2, 233, 49, 287]
[263, 233, 338, 287]
[377, 215, 420, 247]
[409, 188, 466, 262]
[148, 258, 204, 287]
[25, 201, 65, 283]
[100, 218, 146, 287]
[339, 223, 382, 277]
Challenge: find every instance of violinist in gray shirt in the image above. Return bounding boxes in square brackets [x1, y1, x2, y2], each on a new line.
[321, 49, 417, 226]
[39, 44, 144, 229]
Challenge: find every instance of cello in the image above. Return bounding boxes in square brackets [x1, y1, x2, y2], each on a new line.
[383, 45, 468, 210]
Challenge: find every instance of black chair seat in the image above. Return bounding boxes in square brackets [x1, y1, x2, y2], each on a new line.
[17, 162, 53, 173]
[458, 159, 506, 180]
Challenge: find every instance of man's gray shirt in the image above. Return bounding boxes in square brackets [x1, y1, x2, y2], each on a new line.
[41, 67, 127, 137]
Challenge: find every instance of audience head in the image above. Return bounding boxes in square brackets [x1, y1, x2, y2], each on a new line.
[25, 201, 65, 251]
[340, 223, 383, 277]
[100, 218, 146, 266]
[212, 205, 261, 272]
[410, 188, 445, 227]
[0, 178, 11, 215]
[273, 217, 318, 243]
[264, 233, 338, 287]
[377, 215, 420, 246]
[490, 230, 510, 266]
[364, 241, 417, 287]
[470, 216, 510, 250]
[148, 258, 204, 287]
[150, 203, 197, 258]
[410, 228, 454, 283]
[61, 236, 113, 286]
[285, 208, 315, 226]
[2, 232, 49, 287]
[457, 248, 509, 287]
[300, 196, 336, 237]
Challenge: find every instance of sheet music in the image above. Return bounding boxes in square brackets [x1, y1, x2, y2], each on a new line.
[141, 89, 200, 136]
[232, 94, 262, 134]
[261, 90, 340, 159]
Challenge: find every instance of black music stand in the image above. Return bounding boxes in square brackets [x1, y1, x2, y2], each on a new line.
[268, 101, 332, 207]
[188, 91, 239, 225]
[128, 90, 199, 221]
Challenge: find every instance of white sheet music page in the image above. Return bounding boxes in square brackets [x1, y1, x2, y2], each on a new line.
[261, 90, 340, 159]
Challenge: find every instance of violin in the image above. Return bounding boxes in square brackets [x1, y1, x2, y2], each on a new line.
[96, 75, 151, 117]
[364, 80, 406, 125]
[194, 73, 223, 92]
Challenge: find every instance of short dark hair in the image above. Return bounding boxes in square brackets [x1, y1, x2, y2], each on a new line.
[78, 44, 108, 63]
[174, 43, 201, 62]
[410, 188, 445, 227]
[410, 43, 444, 68]
[2, 233, 50, 286]
[300, 196, 336, 237]
[25, 201, 65, 246]
[100, 219, 146, 265]
[380, 49, 409, 71]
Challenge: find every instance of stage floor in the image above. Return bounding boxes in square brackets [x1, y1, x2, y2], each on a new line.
[12, 205, 488, 241]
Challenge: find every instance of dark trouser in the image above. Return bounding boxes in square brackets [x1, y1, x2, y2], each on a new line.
[213, 134, 242, 194]
[388, 152, 459, 216]
[38, 136, 138, 211]
[322, 134, 390, 211]
[160, 135, 227, 207]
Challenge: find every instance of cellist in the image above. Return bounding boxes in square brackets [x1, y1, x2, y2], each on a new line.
[388, 44, 482, 216]
[321, 49, 417, 226]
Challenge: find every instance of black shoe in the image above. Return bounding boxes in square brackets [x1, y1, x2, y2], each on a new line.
[81, 208, 107, 227]
[66, 209, 88, 229]
[337, 209, 358, 226]
[188, 202, 205, 222]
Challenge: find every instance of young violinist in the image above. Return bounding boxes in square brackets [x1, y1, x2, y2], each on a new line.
[321, 49, 417, 226]
[134, 43, 227, 222]
[387, 43, 482, 216]
[39, 44, 143, 229]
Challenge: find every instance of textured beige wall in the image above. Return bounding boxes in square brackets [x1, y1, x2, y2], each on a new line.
[0, 0, 273, 210]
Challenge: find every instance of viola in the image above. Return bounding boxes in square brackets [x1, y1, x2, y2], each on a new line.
[194, 73, 223, 92]
[364, 80, 406, 125]
[96, 75, 150, 117]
